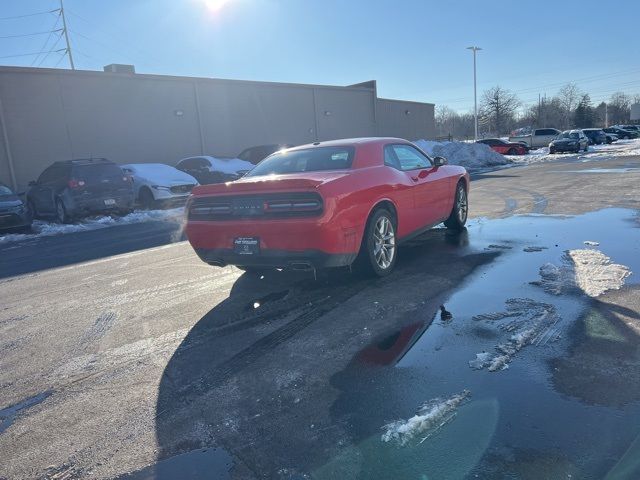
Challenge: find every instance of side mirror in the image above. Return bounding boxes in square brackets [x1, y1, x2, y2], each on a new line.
[28, 180, 37, 187]
[433, 156, 447, 167]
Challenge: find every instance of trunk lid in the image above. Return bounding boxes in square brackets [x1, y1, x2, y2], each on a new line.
[192, 171, 350, 196]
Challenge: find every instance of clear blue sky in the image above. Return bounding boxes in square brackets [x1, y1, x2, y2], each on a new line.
[1, 0, 639, 113]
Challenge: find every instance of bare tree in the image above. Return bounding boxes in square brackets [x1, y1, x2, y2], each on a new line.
[608, 92, 632, 124]
[479, 86, 520, 135]
[557, 83, 581, 128]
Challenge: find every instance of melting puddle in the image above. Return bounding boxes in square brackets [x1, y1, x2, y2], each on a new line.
[0, 390, 53, 435]
[117, 448, 233, 480]
[325, 208, 640, 480]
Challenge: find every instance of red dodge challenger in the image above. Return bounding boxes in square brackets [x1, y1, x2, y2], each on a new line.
[476, 138, 528, 155]
[185, 137, 469, 276]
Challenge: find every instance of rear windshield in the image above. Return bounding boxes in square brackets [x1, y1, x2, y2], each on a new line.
[73, 164, 123, 183]
[245, 146, 355, 177]
[559, 132, 579, 139]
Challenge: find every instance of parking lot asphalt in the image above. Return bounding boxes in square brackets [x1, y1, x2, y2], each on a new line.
[1, 153, 640, 479]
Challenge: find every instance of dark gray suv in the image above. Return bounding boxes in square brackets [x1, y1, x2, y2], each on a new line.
[27, 159, 134, 223]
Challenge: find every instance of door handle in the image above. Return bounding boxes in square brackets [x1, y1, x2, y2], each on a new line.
[411, 176, 419, 182]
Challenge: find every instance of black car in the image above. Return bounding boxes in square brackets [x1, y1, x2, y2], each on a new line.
[27, 158, 134, 223]
[0, 182, 32, 232]
[619, 125, 640, 134]
[237, 144, 294, 165]
[582, 128, 607, 145]
[603, 127, 639, 140]
[549, 130, 590, 154]
[175, 156, 243, 185]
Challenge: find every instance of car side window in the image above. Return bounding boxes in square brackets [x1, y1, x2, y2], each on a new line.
[391, 145, 431, 171]
[38, 166, 60, 185]
[384, 145, 401, 169]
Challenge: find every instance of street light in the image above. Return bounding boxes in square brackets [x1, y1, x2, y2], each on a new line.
[466, 46, 482, 141]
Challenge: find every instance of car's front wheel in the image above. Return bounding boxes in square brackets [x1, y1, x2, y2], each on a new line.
[360, 208, 397, 277]
[444, 182, 468, 231]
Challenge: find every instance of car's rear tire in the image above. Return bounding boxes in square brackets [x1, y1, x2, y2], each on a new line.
[584, 144, 589, 152]
[549, 147, 555, 154]
[139, 188, 156, 210]
[55, 199, 71, 224]
[444, 182, 468, 231]
[358, 208, 397, 277]
[507, 147, 518, 155]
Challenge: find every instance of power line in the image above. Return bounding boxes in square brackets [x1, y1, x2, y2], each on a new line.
[0, 9, 59, 21]
[31, 13, 62, 66]
[36, 34, 65, 67]
[0, 49, 65, 60]
[66, 7, 163, 64]
[0, 29, 62, 39]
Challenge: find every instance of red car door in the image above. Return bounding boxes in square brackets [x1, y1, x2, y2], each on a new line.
[389, 144, 452, 229]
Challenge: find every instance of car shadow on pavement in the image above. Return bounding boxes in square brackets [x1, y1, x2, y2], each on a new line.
[151, 228, 502, 478]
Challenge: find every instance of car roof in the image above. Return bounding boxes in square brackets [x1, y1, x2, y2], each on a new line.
[286, 137, 410, 152]
[53, 158, 114, 166]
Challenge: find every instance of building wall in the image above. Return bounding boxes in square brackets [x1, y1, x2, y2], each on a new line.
[376, 98, 435, 141]
[0, 66, 435, 190]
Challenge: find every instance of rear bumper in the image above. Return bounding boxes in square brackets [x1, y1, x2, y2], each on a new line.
[66, 194, 134, 216]
[186, 216, 362, 269]
[194, 248, 356, 269]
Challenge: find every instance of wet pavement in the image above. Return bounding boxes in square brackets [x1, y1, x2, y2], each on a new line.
[1, 155, 640, 479]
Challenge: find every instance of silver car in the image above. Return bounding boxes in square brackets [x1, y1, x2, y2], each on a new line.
[121, 163, 198, 209]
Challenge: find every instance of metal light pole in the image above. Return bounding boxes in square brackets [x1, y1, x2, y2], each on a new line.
[466, 46, 481, 141]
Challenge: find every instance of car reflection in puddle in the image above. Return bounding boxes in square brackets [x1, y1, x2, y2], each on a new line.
[325, 208, 640, 480]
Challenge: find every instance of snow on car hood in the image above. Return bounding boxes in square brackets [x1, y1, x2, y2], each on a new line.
[122, 163, 198, 185]
[203, 156, 255, 175]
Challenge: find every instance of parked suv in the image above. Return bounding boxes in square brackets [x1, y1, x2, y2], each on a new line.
[27, 158, 134, 223]
[582, 128, 607, 145]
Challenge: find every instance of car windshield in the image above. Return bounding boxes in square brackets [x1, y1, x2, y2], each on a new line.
[245, 146, 354, 177]
[559, 132, 579, 139]
[73, 163, 124, 182]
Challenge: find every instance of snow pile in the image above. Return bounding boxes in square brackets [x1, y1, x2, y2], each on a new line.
[535, 249, 631, 297]
[0, 208, 185, 245]
[470, 298, 560, 372]
[381, 390, 470, 446]
[414, 139, 508, 171]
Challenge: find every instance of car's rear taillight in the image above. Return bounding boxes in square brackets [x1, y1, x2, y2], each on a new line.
[68, 179, 85, 189]
[264, 198, 322, 213]
[190, 204, 232, 216]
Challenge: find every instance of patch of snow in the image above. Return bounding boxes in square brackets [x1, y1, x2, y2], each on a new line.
[583, 240, 599, 247]
[535, 249, 631, 297]
[0, 208, 185, 245]
[414, 139, 509, 171]
[197, 156, 254, 174]
[470, 299, 559, 372]
[381, 390, 471, 446]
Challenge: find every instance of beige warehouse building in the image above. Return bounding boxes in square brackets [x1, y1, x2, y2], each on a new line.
[0, 65, 435, 190]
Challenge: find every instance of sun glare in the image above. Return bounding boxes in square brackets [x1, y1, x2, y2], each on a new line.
[203, 0, 232, 13]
